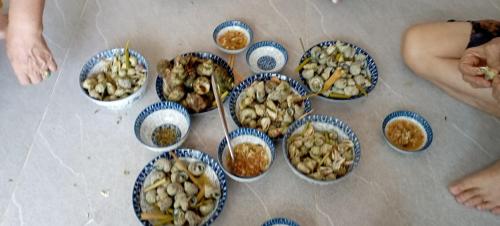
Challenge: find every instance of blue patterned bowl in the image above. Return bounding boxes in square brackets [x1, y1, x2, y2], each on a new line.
[79, 48, 149, 110]
[213, 20, 253, 54]
[228, 73, 312, 139]
[134, 102, 190, 152]
[298, 40, 378, 102]
[155, 52, 234, 116]
[217, 128, 275, 183]
[132, 149, 227, 226]
[382, 110, 433, 154]
[262, 217, 300, 226]
[283, 114, 361, 185]
[246, 41, 288, 73]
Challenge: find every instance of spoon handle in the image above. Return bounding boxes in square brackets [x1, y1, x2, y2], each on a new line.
[211, 75, 235, 160]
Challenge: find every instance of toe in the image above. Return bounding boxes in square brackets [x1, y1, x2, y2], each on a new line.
[464, 196, 485, 207]
[477, 202, 496, 211]
[455, 188, 480, 203]
[491, 207, 500, 215]
[449, 180, 475, 195]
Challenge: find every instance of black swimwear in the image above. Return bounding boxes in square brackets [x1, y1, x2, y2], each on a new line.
[448, 20, 500, 48]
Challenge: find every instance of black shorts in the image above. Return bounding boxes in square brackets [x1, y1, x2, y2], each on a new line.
[449, 20, 500, 48]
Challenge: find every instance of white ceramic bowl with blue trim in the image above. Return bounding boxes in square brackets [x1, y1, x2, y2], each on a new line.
[262, 217, 300, 226]
[246, 41, 288, 73]
[132, 148, 227, 226]
[213, 20, 253, 54]
[134, 102, 190, 152]
[228, 73, 313, 139]
[298, 40, 378, 102]
[217, 128, 275, 183]
[382, 110, 433, 154]
[283, 114, 361, 185]
[79, 48, 149, 110]
[155, 51, 234, 115]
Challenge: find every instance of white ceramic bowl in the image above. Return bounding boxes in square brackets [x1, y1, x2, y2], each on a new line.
[213, 20, 253, 54]
[217, 128, 275, 183]
[134, 102, 190, 152]
[246, 41, 288, 73]
[79, 48, 149, 110]
[382, 110, 433, 154]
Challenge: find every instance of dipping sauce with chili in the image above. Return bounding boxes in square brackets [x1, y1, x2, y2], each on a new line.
[385, 119, 425, 151]
[217, 30, 248, 50]
[226, 143, 269, 177]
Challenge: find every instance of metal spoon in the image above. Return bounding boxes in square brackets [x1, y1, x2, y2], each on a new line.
[211, 75, 235, 161]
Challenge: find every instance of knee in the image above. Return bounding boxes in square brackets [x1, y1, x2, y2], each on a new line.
[401, 24, 428, 76]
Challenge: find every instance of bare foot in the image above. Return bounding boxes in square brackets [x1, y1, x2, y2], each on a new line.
[6, 26, 57, 85]
[449, 160, 500, 215]
[0, 14, 6, 40]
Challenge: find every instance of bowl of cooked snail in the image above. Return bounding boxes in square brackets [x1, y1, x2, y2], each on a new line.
[132, 149, 227, 226]
[228, 73, 312, 139]
[156, 52, 235, 114]
[80, 47, 148, 110]
[283, 115, 361, 185]
[134, 102, 191, 153]
[217, 128, 275, 183]
[297, 40, 378, 101]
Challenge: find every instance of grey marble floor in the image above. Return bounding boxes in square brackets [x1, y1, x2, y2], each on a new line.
[1, 0, 500, 225]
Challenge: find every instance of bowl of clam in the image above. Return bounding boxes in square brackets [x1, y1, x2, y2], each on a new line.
[297, 40, 378, 101]
[156, 52, 235, 114]
[132, 149, 227, 226]
[228, 73, 312, 139]
[80, 46, 148, 110]
[283, 114, 361, 185]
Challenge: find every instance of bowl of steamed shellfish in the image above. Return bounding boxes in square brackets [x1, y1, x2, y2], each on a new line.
[132, 149, 227, 226]
[283, 114, 361, 185]
[297, 40, 378, 101]
[134, 102, 191, 152]
[80, 47, 148, 110]
[217, 128, 275, 183]
[156, 52, 235, 115]
[228, 73, 312, 139]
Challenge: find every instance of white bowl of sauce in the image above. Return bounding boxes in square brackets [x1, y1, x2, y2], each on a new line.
[382, 110, 433, 154]
[213, 20, 253, 55]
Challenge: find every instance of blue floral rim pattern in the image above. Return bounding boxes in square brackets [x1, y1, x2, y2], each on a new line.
[212, 19, 253, 45]
[155, 51, 234, 115]
[79, 48, 149, 102]
[282, 114, 361, 184]
[246, 41, 288, 72]
[132, 149, 227, 226]
[262, 217, 300, 226]
[382, 110, 433, 152]
[134, 101, 191, 147]
[228, 73, 313, 138]
[217, 128, 276, 179]
[298, 40, 378, 101]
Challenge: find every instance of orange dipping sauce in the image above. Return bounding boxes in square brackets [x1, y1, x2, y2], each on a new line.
[227, 143, 269, 177]
[218, 30, 248, 50]
[386, 119, 425, 151]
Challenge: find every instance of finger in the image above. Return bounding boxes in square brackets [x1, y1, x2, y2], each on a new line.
[459, 61, 483, 77]
[47, 54, 57, 72]
[27, 56, 42, 84]
[10, 60, 31, 86]
[462, 75, 492, 88]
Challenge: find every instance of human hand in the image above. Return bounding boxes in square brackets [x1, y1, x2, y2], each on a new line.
[459, 38, 500, 88]
[6, 27, 57, 85]
[492, 76, 500, 104]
